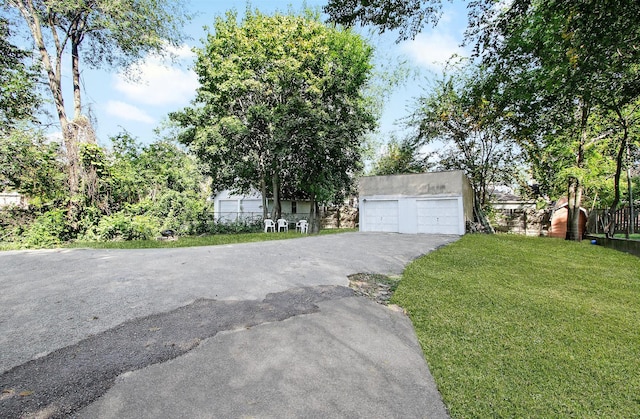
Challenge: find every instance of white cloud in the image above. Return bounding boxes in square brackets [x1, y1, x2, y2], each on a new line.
[105, 101, 155, 124]
[165, 43, 197, 60]
[113, 44, 199, 106]
[400, 32, 465, 71]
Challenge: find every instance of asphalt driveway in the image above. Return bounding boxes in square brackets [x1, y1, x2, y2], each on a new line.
[0, 232, 457, 418]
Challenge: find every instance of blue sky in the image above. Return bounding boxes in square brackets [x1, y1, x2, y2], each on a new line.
[77, 0, 470, 147]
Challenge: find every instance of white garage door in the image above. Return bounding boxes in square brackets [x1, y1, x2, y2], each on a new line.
[417, 199, 460, 234]
[363, 200, 399, 232]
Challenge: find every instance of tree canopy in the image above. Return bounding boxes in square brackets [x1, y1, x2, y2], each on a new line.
[3, 0, 192, 204]
[410, 63, 521, 208]
[0, 17, 40, 131]
[170, 10, 376, 231]
[324, 0, 453, 40]
[329, 0, 640, 239]
[474, 0, 640, 238]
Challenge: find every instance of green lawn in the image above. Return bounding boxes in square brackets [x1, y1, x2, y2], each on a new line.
[0, 228, 356, 251]
[66, 228, 355, 249]
[392, 234, 640, 418]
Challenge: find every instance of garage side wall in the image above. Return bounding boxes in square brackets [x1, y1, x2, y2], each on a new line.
[359, 171, 466, 196]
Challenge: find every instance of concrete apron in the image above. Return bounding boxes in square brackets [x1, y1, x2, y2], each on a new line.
[79, 297, 448, 418]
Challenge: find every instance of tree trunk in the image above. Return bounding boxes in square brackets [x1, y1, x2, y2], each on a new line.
[260, 177, 268, 219]
[566, 177, 583, 240]
[71, 33, 82, 119]
[270, 172, 281, 220]
[566, 102, 589, 241]
[627, 140, 635, 236]
[14, 0, 82, 199]
[605, 126, 627, 238]
[308, 194, 321, 234]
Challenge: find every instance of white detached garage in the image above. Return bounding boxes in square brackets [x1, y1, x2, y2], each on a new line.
[359, 171, 474, 235]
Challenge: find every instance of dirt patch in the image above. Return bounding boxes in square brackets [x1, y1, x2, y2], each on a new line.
[348, 273, 401, 306]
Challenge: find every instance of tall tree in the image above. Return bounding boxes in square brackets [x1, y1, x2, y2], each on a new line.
[410, 65, 520, 208]
[473, 0, 640, 239]
[3, 0, 191, 208]
[327, 0, 640, 240]
[371, 135, 431, 175]
[171, 10, 375, 231]
[0, 17, 40, 132]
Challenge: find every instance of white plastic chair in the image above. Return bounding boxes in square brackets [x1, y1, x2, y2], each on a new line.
[277, 218, 289, 232]
[296, 219, 308, 233]
[264, 219, 275, 232]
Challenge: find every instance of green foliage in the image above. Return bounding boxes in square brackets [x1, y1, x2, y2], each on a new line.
[80, 143, 109, 178]
[410, 63, 521, 207]
[0, 128, 67, 205]
[371, 136, 431, 175]
[0, 205, 34, 243]
[20, 209, 68, 248]
[473, 0, 640, 238]
[393, 234, 640, 417]
[0, 18, 40, 131]
[5, 0, 192, 201]
[0, 131, 212, 247]
[150, 190, 209, 235]
[96, 212, 159, 241]
[171, 9, 376, 228]
[206, 218, 264, 235]
[324, 0, 446, 41]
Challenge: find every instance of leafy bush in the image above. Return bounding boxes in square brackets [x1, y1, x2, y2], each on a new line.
[97, 212, 159, 241]
[75, 205, 103, 241]
[151, 190, 209, 235]
[0, 206, 34, 243]
[207, 217, 263, 234]
[21, 208, 68, 248]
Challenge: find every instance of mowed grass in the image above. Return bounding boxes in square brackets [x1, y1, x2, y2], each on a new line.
[392, 234, 640, 418]
[66, 228, 356, 249]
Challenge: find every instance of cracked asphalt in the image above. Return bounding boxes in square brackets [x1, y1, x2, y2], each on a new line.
[0, 232, 458, 418]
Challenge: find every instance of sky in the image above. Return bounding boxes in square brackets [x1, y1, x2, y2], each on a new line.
[74, 0, 471, 148]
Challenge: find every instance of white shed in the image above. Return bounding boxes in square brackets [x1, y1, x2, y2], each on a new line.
[212, 190, 312, 222]
[359, 171, 474, 235]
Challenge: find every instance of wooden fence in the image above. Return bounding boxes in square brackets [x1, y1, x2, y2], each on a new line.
[590, 207, 639, 235]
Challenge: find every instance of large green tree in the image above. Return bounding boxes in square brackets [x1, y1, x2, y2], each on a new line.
[3, 0, 191, 206]
[328, 0, 640, 240]
[0, 18, 40, 132]
[171, 10, 375, 231]
[410, 64, 521, 208]
[473, 0, 640, 239]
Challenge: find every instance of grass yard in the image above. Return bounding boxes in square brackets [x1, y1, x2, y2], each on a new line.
[392, 234, 640, 418]
[65, 228, 356, 250]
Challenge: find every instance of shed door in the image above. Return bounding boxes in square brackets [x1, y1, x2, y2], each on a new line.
[364, 200, 399, 232]
[218, 199, 239, 222]
[417, 199, 460, 234]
